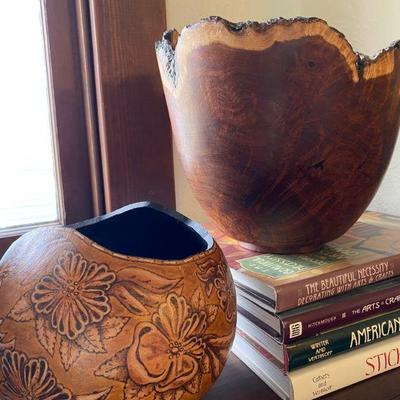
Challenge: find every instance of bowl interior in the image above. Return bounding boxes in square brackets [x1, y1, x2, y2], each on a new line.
[71, 203, 212, 260]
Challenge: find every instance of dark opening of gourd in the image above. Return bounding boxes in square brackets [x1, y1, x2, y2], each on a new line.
[71, 203, 212, 260]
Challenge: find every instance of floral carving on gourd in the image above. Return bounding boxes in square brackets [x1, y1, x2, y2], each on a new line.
[7, 250, 182, 372]
[31, 251, 116, 340]
[0, 350, 73, 400]
[196, 259, 236, 323]
[0, 349, 112, 400]
[95, 291, 233, 400]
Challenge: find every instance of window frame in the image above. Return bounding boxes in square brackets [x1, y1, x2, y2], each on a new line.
[0, 0, 175, 257]
[0, 0, 97, 255]
[89, 0, 175, 212]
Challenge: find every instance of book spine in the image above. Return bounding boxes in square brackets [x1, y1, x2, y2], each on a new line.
[234, 328, 400, 400]
[276, 253, 400, 312]
[290, 333, 400, 400]
[286, 308, 400, 371]
[281, 281, 400, 343]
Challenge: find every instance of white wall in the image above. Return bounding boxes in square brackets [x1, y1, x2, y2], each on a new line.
[166, 0, 400, 221]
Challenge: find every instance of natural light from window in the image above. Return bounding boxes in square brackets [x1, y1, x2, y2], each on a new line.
[0, 2, 60, 231]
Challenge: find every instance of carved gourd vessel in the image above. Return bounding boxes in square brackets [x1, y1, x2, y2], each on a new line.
[0, 202, 235, 400]
[156, 17, 400, 253]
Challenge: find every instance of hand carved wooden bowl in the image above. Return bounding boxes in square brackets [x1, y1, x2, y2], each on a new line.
[156, 17, 400, 254]
[0, 202, 235, 400]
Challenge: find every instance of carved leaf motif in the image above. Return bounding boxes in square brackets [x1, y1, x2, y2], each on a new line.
[191, 287, 205, 310]
[100, 316, 130, 340]
[204, 282, 214, 298]
[200, 354, 211, 374]
[207, 332, 235, 349]
[111, 284, 149, 316]
[196, 259, 218, 298]
[76, 325, 105, 354]
[205, 304, 218, 325]
[124, 379, 155, 400]
[205, 332, 234, 379]
[85, 325, 105, 352]
[0, 338, 15, 353]
[112, 267, 182, 315]
[176, 389, 186, 400]
[95, 348, 129, 382]
[60, 337, 81, 371]
[206, 348, 223, 380]
[162, 388, 185, 400]
[8, 291, 34, 322]
[35, 316, 57, 356]
[117, 267, 182, 294]
[75, 387, 112, 400]
[185, 372, 202, 394]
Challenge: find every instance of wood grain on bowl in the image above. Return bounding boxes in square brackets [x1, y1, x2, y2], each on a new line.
[156, 17, 400, 253]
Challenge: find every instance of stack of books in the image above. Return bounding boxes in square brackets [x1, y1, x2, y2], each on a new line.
[213, 211, 400, 400]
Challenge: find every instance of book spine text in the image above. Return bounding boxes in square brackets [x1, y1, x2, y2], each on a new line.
[234, 328, 400, 400]
[286, 308, 400, 370]
[290, 334, 400, 399]
[276, 254, 400, 311]
[282, 280, 400, 343]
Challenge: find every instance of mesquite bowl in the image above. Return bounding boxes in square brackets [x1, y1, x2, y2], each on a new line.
[0, 202, 235, 400]
[156, 17, 400, 254]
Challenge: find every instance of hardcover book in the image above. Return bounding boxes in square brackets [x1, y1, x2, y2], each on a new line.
[236, 274, 400, 343]
[237, 305, 400, 371]
[211, 212, 400, 312]
[233, 326, 400, 400]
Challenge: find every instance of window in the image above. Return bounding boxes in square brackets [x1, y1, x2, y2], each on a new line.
[0, 1, 60, 232]
[0, 0, 98, 255]
[0, 0, 175, 257]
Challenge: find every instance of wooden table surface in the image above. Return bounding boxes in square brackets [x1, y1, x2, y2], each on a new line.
[205, 354, 400, 400]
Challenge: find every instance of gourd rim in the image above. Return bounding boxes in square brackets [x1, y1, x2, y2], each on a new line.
[65, 201, 216, 264]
